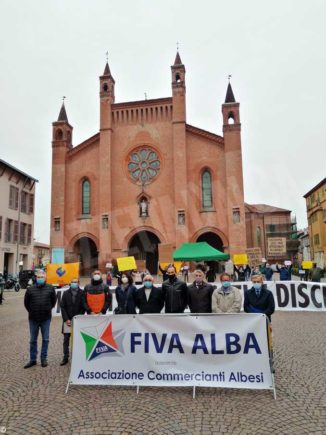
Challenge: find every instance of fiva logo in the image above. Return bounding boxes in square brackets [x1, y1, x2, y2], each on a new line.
[56, 266, 66, 277]
[81, 320, 125, 361]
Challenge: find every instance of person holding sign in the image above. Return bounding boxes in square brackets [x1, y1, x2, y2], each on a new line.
[135, 274, 164, 314]
[115, 272, 137, 314]
[244, 274, 275, 321]
[211, 273, 242, 313]
[60, 278, 85, 366]
[83, 270, 112, 315]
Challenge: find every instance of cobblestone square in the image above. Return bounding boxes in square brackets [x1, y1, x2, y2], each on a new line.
[0, 291, 325, 434]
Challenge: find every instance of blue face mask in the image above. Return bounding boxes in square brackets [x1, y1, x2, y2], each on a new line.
[36, 278, 45, 285]
[253, 283, 262, 290]
[70, 283, 78, 290]
[222, 281, 231, 289]
[144, 281, 153, 289]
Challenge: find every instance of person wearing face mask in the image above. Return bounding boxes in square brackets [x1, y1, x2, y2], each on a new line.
[60, 278, 85, 366]
[187, 265, 214, 313]
[83, 270, 112, 315]
[244, 274, 275, 321]
[162, 265, 188, 313]
[211, 272, 242, 313]
[23, 270, 57, 368]
[114, 272, 137, 314]
[134, 274, 164, 314]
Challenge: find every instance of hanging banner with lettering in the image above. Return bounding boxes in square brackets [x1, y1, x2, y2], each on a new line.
[68, 313, 273, 391]
[52, 281, 326, 317]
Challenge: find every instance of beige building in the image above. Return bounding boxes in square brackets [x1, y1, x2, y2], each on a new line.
[33, 242, 50, 268]
[0, 159, 37, 275]
[304, 178, 326, 267]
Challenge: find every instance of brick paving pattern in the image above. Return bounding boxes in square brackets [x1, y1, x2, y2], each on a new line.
[0, 290, 325, 434]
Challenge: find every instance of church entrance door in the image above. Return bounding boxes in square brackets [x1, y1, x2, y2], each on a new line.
[128, 231, 160, 275]
[73, 237, 98, 276]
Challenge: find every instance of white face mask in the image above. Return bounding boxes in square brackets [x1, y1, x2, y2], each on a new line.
[121, 277, 129, 284]
[93, 274, 101, 281]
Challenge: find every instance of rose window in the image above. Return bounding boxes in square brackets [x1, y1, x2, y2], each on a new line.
[127, 147, 161, 184]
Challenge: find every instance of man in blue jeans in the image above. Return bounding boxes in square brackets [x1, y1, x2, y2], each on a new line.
[24, 270, 57, 368]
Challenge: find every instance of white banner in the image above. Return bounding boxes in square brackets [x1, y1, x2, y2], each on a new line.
[53, 281, 326, 317]
[68, 314, 273, 391]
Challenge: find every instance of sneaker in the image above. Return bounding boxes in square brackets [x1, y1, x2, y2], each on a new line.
[24, 361, 37, 369]
[60, 358, 69, 366]
[41, 360, 48, 367]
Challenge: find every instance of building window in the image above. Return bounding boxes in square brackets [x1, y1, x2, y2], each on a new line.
[0, 216, 2, 240]
[29, 194, 34, 214]
[9, 185, 19, 210]
[256, 226, 261, 245]
[102, 215, 109, 229]
[21, 191, 28, 213]
[82, 179, 91, 215]
[27, 224, 32, 245]
[20, 223, 26, 245]
[13, 221, 19, 243]
[127, 147, 161, 185]
[54, 217, 60, 232]
[178, 210, 185, 225]
[202, 170, 212, 208]
[314, 234, 320, 246]
[232, 207, 240, 224]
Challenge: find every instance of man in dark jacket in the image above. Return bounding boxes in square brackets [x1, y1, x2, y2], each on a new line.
[60, 278, 85, 366]
[244, 274, 275, 321]
[83, 270, 112, 314]
[187, 266, 214, 313]
[24, 270, 57, 368]
[276, 263, 292, 281]
[162, 265, 188, 313]
[135, 274, 164, 314]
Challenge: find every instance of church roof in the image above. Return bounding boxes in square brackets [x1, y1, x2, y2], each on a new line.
[57, 103, 68, 122]
[174, 51, 183, 66]
[103, 62, 111, 75]
[186, 124, 224, 145]
[225, 83, 236, 103]
[245, 203, 291, 214]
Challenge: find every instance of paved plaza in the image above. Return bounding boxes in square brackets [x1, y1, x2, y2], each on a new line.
[0, 290, 325, 435]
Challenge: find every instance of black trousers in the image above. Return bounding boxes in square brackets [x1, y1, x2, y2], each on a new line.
[63, 333, 71, 359]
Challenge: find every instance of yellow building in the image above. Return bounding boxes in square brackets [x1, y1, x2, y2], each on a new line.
[304, 178, 326, 267]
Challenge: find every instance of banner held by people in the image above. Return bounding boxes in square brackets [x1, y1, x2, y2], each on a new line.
[68, 313, 274, 395]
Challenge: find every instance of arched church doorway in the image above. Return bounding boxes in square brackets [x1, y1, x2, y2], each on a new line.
[196, 232, 225, 275]
[196, 231, 224, 251]
[73, 237, 98, 276]
[128, 231, 160, 274]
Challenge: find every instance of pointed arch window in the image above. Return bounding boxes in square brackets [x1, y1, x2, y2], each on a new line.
[82, 179, 91, 215]
[202, 170, 213, 209]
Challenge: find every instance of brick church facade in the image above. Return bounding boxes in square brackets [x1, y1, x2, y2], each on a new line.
[50, 53, 247, 274]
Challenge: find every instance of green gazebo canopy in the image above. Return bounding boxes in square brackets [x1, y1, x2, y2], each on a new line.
[173, 242, 230, 261]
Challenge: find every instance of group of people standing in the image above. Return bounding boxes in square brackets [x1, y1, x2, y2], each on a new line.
[23, 265, 275, 369]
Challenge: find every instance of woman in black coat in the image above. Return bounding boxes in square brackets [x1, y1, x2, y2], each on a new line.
[114, 272, 137, 314]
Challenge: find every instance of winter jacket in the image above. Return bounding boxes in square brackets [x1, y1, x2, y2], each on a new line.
[244, 286, 275, 321]
[24, 283, 57, 322]
[162, 277, 188, 313]
[115, 284, 137, 314]
[211, 285, 242, 313]
[83, 280, 112, 314]
[187, 281, 214, 313]
[262, 267, 273, 281]
[135, 285, 164, 314]
[60, 287, 85, 322]
[276, 265, 292, 281]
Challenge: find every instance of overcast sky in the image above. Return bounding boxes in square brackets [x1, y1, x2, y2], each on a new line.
[1, 0, 325, 243]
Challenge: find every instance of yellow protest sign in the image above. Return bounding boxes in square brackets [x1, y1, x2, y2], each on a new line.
[233, 254, 248, 265]
[46, 263, 80, 286]
[159, 262, 183, 274]
[302, 261, 313, 270]
[117, 256, 137, 271]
